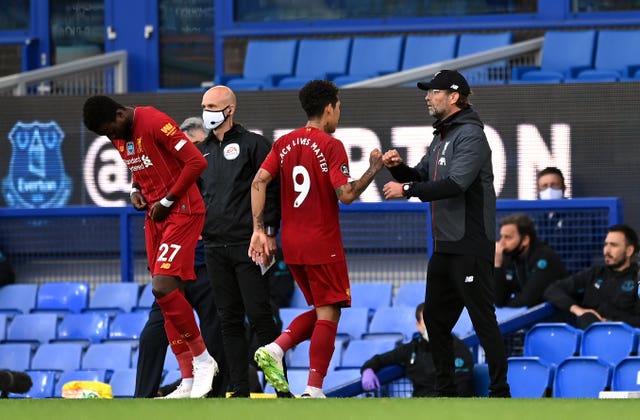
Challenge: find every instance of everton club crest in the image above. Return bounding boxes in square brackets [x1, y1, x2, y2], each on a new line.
[2, 121, 72, 208]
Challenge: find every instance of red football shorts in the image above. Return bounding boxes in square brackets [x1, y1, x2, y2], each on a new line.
[288, 260, 351, 308]
[144, 212, 204, 281]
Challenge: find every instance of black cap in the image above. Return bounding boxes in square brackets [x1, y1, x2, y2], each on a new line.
[417, 70, 470, 95]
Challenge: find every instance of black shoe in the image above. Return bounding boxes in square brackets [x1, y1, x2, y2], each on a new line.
[276, 390, 295, 398]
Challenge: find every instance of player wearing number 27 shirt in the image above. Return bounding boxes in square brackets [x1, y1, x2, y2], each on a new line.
[249, 80, 384, 398]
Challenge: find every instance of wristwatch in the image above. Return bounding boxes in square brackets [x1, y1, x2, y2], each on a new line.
[265, 226, 277, 237]
[402, 182, 413, 198]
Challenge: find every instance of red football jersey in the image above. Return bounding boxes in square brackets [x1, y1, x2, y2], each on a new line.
[261, 126, 350, 264]
[111, 106, 205, 215]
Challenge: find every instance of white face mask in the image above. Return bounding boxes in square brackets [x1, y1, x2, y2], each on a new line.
[202, 106, 229, 130]
[539, 187, 563, 200]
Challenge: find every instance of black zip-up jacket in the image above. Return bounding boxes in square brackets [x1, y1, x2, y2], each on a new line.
[197, 124, 280, 247]
[494, 239, 569, 308]
[360, 334, 474, 397]
[543, 263, 640, 327]
[389, 108, 496, 262]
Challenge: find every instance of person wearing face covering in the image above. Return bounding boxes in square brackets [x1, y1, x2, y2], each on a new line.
[360, 302, 474, 397]
[544, 224, 640, 329]
[380, 70, 510, 398]
[196, 86, 288, 398]
[494, 213, 568, 308]
[536, 167, 566, 200]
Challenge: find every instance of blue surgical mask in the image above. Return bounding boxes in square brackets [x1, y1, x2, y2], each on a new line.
[539, 187, 563, 200]
[202, 106, 229, 130]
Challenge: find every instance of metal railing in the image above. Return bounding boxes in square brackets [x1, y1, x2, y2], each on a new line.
[0, 50, 128, 96]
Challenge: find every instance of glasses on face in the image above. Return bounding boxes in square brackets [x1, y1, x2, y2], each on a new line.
[426, 89, 449, 96]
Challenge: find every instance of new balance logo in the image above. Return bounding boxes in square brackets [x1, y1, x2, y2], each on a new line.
[464, 276, 474, 283]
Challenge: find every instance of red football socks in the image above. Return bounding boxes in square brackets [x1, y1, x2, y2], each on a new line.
[156, 288, 207, 356]
[308, 319, 338, 388]
[275, 309, 317, 352]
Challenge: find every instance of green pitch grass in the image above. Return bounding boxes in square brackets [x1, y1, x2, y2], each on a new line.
[2, 398, 639, 420]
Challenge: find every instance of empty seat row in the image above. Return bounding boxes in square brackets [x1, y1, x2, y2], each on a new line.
[218, 32, 513, 90]
[511, 29, 640, 83]
[509, 355, 640, 398]
[523, 322, 639, 366]
[0, 282, 154, 316]
[0, 311, 148, 344]
[10, 368, 138, 398]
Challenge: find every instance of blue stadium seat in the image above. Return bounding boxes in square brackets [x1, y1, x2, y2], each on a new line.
[0, 284, 38, 315]
[452, 308, 474, 338]
[15, 370, 56, 398]
[278, 38, 352, 89]
[54, 369, 108, 397]
[288, 284, 311, 308]
[581, 322, 638, 366]
[278, 307, 309, 332]
[286, 339, 343, 371]
[224, 39, 299, 90]
[392, 282, 425, 308]
[612, 356, 640, 391]
[107, 312, 148, 341]
[401, 34, 458, 71]
[336, 307, 369, 340]
[570, 30, 640, 82]
[56, 312, 110, 344]
[350, 282, 393, 313]
[0, 343, 32, 370]
[495, 306, 529, 324]
[134, 283, 155, 311]
[161, 369, 181, 387]
[507, 356, 554, 398]
[163, 348, 179, 372]
[523, 323, 582, 365]
[339, 338, 397, 369]
[364, 306, 416, 343]
[31, 343, 84, 371]
[86, 282, 140, 316]
[473, 363, 490, 397]
[35, 282, 90, 314]
[5, 313, 58, 344]
[82, 342, 133, 371]
[511, 30, 597, 83]
[457, 32, 513, 84]
[109, 368, 137, 397]
[554, 356, 612, 398]
[332, 36, 404, 86]
[0, 313, 6, 341]
[323, 368, 361, 392]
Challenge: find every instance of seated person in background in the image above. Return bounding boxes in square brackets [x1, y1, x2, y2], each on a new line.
[494, 213, 568, 308]
[537, 166, 566, 200]
[360, 302, 474, 397]
[544, 224, 640, 329]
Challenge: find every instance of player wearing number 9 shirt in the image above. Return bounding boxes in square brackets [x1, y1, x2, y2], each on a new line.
[249, 80, 384, 398]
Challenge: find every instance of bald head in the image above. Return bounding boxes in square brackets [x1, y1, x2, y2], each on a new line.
[202, 85, 236, 109]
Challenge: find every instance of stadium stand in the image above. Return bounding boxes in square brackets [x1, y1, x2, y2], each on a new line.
[287, 339, 343, 372]
[570, 30, 640, 82]
[350, 282, 394, 314]
[85, 282, 140, 316]
[336, 307, 370, 341]
[31, 343, 84, 371]
[392, 282, 424, 308]
[553, 356, 612, 398]
[364, 306, 416, 343]
[134, 283, 154, 312]
[456, 31, 513, 84]
[612, 357, 640, 391]
[332, 36, 404, 86]
[15, 371, 56, 398]
[106, 312, 147, 342]
[339, 339, 398, 369]
[54, 369, 108, 398]
[82, 342, 133, 371]
[55, 312, 110, 345]
[0, 343, 32, 370]
[222, 39, 299, 90]
[0, 314, 6, 341]
[109, 368, 137, 397]
[400, 34, 458, 72]
[5, 313, 58, 345]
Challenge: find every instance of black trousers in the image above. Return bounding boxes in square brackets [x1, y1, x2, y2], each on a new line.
[424, 253, 510, 397]
[205, 244, 281, 395]
[134, 265, 229, 398]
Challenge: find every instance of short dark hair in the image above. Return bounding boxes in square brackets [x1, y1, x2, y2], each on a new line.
[499, 213, 538, 243]
[299, 80, 339, 119]
[83, 95, 125, 133]
[536, 166, 565, 189]
[608, 224, 639, 255]
[415, 302, 425, 322]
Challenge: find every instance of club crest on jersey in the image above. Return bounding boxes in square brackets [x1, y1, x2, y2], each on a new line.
[2, 121, 72, 208]
[340, 163, 349, 177]
[223, 143, 240, 160]
[126, 142, 135, 155]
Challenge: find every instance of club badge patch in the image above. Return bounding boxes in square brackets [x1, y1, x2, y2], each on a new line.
[223, 143, 240, 160]
[2, 121, 71, 208]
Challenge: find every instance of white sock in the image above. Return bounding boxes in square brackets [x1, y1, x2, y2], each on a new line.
[182, 378, 194, 386]
[266, 343, 284, 359]
[304, 386, 323, 396]
[193, 350, 212, 363]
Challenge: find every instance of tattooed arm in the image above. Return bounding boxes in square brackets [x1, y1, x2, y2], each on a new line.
[336, 148, 384, 204]
[248, 168, 273, 264]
